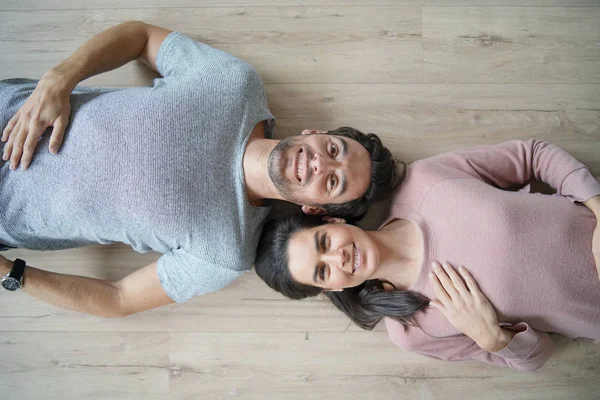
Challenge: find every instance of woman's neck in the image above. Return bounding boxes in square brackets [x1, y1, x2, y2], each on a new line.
[365, 219, 424, 290]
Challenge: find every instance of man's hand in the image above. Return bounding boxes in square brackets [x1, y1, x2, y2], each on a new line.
[0, 254, 11, 275]
[583, 194, 600, 279]
[1, 21, 172, 172]
[2, 69, 71, 170]
[428, 262, 515, 353]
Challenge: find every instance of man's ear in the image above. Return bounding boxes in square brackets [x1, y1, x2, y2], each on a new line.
[321, 216, 346, 224]
[301, 129, 328, 135]
[301, 205, 327, 215]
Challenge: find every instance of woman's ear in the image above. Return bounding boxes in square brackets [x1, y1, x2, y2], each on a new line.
[321, 216, 346, 224]
[301, 205, 326, 215]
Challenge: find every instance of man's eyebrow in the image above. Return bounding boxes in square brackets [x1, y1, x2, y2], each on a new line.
[339, 138, 348, 157]
[338, 174, 347, 197]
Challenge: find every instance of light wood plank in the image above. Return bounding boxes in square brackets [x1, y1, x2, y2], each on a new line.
[167, 332, 600, 400]
[0, 8, 423, 84]
[1, 4, 600, 400]
[0, 332, 169, 400]
[2, 1, 599, 11]
[424, 7, 600, 83]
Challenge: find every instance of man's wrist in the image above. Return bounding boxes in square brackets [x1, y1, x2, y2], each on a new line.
[45, 63, 80, 94]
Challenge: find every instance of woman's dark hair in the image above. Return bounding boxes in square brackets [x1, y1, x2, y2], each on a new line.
[321, 127, 405, 221]
[254, 212, 429, 330]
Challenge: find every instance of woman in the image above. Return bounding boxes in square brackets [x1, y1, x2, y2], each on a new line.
[255, 139, 600, 372]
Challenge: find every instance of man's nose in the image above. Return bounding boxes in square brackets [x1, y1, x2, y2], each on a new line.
[311, 154, 333, 176]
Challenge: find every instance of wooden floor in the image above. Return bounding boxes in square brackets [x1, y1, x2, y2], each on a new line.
[1, 1, 600, 399]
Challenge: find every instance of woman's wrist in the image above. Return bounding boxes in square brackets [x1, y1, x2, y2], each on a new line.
[478, 327, 516, 353]
[584, 195, 600, 218]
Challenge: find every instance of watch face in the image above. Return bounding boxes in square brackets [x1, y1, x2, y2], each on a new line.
[1, 277, 21, 291]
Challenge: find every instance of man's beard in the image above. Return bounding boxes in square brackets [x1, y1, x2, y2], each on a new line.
[267, 135, 312, 204]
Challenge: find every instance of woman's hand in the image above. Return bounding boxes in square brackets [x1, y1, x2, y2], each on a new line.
[2, 69, 72, 170]
[428, 262, 514, 352]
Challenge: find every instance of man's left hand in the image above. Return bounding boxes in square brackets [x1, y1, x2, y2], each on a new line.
[0, 254, 12, 275]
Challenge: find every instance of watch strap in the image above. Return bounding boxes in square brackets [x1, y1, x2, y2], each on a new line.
[10, 258, 26, 280]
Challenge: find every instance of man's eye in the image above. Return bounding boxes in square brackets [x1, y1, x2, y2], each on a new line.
[330, 143, 338, 158]
[329, 174, 338, 191]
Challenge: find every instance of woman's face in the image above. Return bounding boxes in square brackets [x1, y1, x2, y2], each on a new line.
[287, 221, 380, 290]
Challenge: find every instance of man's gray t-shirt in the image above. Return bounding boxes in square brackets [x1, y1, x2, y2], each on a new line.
[0, 32, 274, 302]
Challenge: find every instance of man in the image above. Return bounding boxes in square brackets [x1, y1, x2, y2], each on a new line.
[0, 21, 401, 317]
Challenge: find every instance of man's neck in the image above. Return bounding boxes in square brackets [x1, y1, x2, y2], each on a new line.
[242, 123, 283, 204]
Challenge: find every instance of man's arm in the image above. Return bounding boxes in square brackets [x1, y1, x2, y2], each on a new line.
[0, 255, 174, 317]
[2, 21, 172, 170]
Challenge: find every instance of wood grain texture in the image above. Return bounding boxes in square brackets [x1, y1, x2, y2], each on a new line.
[0, 8, 423, 84]
[2, 1, 599, 11]
[424, 7, 600, 83]
[0, 2, 599, 400]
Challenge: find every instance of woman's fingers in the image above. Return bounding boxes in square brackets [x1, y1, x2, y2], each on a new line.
[429, 268, 452, 305]
[441, 261, 470, 296]
[432, 262, 460, 299]
[457, 265, 480, 294]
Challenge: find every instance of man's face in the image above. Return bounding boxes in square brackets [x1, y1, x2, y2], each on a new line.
[267, 130, 371, 212]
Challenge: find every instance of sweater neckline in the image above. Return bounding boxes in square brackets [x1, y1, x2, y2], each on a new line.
[378, 204, 434, 293]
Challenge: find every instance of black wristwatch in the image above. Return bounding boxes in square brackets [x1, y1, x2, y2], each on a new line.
[1, 258, 26, 291]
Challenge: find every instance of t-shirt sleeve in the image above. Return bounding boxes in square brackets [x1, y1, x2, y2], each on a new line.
[156, 248, 245, 303]
[385, 318, 554, 372]
[156, 31, 239, 79]
[154, 31, 273, 130]
[430, 139, 600, 203]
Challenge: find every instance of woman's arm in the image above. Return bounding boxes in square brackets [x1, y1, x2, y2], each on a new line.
[584, 195, 600, 276]
[437, 139, 600, 205]
[385, 317, 554, 372]
[1, 21, 172, 170]
[422, 262, 553, 371]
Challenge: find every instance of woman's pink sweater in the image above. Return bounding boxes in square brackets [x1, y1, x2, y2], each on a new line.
[382, 139, 600, 371]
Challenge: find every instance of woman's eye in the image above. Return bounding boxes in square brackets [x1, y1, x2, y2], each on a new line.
[321, 234, 329, 251]
[319, 266, 326, 281]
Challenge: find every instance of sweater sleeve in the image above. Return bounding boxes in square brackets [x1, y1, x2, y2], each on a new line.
[385, 319, 554, 372]
[436, 139, 600, 203]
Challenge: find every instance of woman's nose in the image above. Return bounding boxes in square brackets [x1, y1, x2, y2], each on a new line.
[323, 248, 347, 269]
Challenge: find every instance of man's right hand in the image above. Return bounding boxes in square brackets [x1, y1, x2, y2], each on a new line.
[2, 69, 72, 170]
